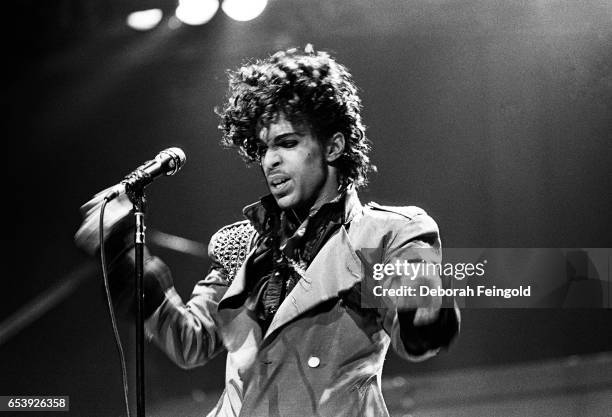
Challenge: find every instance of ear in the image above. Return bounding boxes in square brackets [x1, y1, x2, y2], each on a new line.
[325, 132, 345, 163]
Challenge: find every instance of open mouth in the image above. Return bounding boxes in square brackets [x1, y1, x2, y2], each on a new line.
[271, 178, 290, 190]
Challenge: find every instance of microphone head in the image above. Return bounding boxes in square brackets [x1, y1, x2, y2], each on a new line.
[159, 147, 186, 176]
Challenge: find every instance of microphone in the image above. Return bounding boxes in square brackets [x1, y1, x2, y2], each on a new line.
[104, 147, 186, 201]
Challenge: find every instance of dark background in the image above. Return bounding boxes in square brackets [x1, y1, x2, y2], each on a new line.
[4, 1, 612, 416]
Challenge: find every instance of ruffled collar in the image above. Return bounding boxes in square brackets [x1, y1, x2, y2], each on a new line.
[242, 186, 362, 239]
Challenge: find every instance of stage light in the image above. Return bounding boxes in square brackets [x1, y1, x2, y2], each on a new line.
[175, 0, 219, 26]
[221, 0, 268, 21]
[126, 9, 163, 31]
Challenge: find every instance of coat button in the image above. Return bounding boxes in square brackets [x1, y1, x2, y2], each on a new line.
[307, 356, 320, 368]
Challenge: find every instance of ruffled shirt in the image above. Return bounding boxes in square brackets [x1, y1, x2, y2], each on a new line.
[241, 188, 357, 332]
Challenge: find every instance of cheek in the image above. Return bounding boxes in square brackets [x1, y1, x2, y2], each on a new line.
[306, 150, 324, 168]
[294, 152, 315, 175]
[303, 153, 319, 174]
[291, 148, 325, 190]
[305, 154, 326, 185]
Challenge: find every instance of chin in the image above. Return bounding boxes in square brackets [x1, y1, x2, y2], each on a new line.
[275, 197, 294, 210]
[275, 194, 301, 211]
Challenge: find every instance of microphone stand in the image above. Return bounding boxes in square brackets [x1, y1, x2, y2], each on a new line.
[108, 148, 184, 417]
[127, 186, 147, 417]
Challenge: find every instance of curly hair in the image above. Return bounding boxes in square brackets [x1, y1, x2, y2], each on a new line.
[217, 45, 375, 188]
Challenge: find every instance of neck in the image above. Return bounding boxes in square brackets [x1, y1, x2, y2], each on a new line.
[286, 167, 341, 221]
[293, 185, 341, 222]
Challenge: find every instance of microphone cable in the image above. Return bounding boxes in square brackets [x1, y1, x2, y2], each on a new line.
[99, 198, 131, 417]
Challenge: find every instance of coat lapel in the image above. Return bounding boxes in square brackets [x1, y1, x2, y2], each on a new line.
[218, 187, 364, 340]
[263, 225, 363, 340]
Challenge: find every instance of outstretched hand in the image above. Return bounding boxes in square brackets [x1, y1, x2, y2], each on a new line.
[74, 187, 133, 256]
[397, 273, 443, 326]
[373, 269, 443, 326]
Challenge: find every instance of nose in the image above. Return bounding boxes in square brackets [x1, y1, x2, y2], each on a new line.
[261, 147, 281, 172]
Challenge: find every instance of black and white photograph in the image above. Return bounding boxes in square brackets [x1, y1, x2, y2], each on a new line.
[4, 1, 612, 416]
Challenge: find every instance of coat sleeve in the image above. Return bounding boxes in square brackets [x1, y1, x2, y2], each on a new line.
[142, 234, 233, 369]
[143, 220, 257, 369]
[372, 205, 460, 362]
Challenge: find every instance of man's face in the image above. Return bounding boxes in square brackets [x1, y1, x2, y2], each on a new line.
[258, 113, 329, 212]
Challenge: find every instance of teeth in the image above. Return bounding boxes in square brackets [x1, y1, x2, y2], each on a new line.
[273, 178, 288, 186]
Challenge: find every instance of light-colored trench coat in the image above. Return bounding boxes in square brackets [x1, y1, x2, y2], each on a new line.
[144, 190, 459, 417]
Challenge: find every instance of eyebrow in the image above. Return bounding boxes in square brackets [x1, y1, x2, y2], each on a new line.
[259, 131, 300, 145]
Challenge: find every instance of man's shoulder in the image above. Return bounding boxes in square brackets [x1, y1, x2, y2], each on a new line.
[364, 201, 429, 221]
[354, 201, 440, 241]
[211, 219, 256, 237]
[208, 220, 258, 278]
[209, 220, 258, 251]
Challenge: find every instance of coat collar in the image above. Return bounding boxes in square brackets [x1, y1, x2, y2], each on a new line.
[219, 187, 364, 339]
[241, 185, 362, 236]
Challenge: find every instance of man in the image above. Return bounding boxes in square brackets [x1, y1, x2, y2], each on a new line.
[76, 46, 459, 417]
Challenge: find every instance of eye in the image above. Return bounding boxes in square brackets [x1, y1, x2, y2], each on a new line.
[280, 140, 298, 148]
